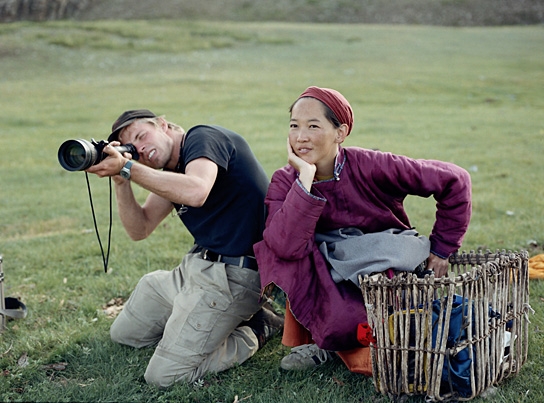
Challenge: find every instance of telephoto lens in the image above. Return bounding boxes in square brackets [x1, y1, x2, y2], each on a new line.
[58, 139, 139, 171]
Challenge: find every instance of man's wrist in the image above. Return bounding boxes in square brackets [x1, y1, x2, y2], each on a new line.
[119, 159, 134, 180]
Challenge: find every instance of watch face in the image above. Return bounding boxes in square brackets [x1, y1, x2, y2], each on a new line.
[120, 161, 132, 179]
[120, 169, 130, 179]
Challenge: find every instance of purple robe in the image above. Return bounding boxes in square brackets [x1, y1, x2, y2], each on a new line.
[254, 147, 472, 351]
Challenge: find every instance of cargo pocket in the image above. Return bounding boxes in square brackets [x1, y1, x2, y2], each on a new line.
[175, 289, 232, 355]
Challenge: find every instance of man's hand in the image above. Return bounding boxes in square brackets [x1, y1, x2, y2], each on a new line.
[86, 142, 129, 180]
[426, 253, 449, 278]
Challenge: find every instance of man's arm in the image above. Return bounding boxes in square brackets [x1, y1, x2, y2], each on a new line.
[127, 157, 218, 208]
[88, 144, 218, 206]
[87, 146, 218, 240]
[113, 180, 173, 241]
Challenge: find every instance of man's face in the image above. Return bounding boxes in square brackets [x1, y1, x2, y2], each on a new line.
[119, 119, 173, 169]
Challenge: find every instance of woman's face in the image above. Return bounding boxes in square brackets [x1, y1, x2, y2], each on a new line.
[289, 97, 346, 176]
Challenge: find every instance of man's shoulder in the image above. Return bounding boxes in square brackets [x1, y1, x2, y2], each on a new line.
[186, 125, 245, 145]
[187, 125, 235, 136]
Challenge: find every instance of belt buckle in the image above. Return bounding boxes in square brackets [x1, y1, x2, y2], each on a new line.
[201, 249, 209, 261]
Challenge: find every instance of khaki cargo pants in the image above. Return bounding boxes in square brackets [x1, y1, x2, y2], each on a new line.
[110, 251, 263, 387]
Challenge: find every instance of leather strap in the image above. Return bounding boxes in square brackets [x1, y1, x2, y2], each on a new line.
[193, 246, 258, 271]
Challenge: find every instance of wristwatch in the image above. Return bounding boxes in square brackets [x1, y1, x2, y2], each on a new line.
[119, 160, 134, 180]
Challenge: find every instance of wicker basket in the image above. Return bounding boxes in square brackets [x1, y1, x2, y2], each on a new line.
[359, 250, 532, 402]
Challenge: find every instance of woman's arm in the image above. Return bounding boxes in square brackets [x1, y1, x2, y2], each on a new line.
[372, 151, 472, 258]
[261, 170, 326, 260]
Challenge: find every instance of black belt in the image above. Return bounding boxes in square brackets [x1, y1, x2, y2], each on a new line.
[193, 246, 258, 271]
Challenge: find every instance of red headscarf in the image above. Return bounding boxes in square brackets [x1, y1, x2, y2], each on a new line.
[297, 86, 354, 135]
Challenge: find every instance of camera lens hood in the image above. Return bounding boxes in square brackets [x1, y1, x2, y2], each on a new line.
[58, 139, 98, 171]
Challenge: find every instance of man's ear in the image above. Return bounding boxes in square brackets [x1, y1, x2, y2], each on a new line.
[335, 124, 349, 144]
[158, 116, 169, 132]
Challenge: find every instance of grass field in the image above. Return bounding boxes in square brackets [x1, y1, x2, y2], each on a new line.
[0, 20, 543, 402]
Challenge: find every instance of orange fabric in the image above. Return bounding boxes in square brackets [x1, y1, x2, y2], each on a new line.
[282, 300, 373, 376]
[337, 347, 373, 376]
[282, 300, 314, 346]
[529, 254, 544, 279]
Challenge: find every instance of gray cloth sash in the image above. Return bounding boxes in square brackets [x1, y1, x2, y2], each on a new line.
[316, 227, 430, 284]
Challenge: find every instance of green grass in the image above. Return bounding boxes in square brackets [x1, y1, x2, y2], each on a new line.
[0, 20, 543, 402]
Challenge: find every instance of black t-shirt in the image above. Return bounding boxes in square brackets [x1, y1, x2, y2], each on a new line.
[172, 125, 268, 257]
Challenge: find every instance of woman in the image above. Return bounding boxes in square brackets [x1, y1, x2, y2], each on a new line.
[254, 86, 472, 371]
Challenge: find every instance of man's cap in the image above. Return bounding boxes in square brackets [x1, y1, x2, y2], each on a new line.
[108, 109, 157, 142]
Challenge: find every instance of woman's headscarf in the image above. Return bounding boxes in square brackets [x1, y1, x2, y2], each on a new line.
[297, 86, 354, 135]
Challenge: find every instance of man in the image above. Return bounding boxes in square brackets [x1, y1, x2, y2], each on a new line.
[87, 109, 283, 387]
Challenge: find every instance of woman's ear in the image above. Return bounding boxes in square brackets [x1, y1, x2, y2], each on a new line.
[335, 124, 349, 144]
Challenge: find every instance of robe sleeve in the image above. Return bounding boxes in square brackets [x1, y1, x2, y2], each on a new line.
[260, 169, 327, 260]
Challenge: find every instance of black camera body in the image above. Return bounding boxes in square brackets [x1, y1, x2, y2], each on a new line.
[58, 139, 139, 172]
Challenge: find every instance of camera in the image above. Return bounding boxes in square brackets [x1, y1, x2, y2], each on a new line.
[58, 139, 139, 172]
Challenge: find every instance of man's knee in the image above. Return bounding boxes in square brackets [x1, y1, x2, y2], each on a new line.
[144, 370, 180, 388]
[144, 357, 197, 388]
[110, 320, 132, 346]
[109, 314, 156, 348]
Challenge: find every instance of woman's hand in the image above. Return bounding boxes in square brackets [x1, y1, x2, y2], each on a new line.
[287, 138, 315, 191]
[426, 253, 449, 278]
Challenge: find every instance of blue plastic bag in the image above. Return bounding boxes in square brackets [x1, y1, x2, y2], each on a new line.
[431, 295, 473, 398]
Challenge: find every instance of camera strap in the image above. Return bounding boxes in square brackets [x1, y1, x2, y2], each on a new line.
[85, 172, 112, 273]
